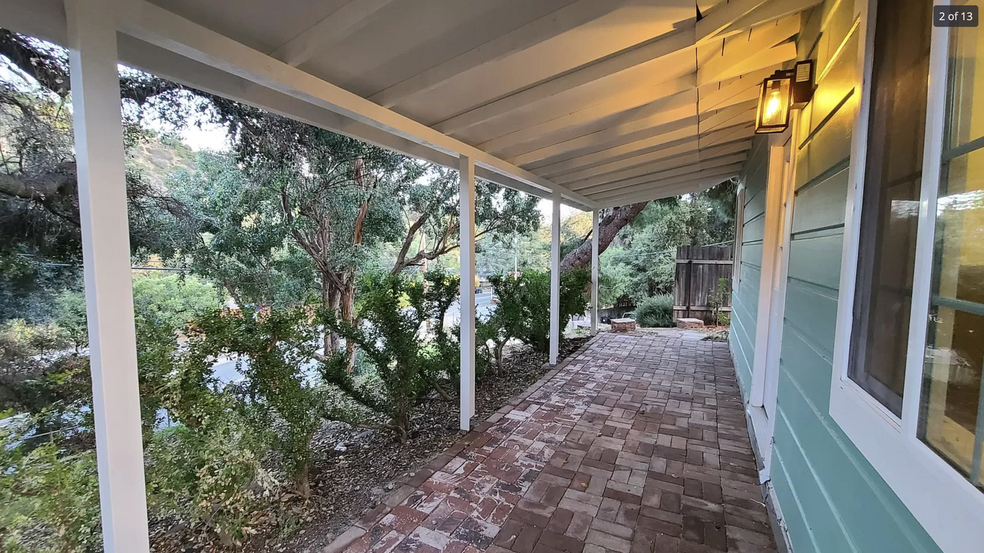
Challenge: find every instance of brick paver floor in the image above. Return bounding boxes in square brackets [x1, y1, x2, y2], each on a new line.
[328, 331, 777, 553]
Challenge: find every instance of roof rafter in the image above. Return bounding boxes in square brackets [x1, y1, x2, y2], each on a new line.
[699, 66, 776, 113]
[591, 164, 743, 203]
[269, 0, 396, 67]
[567, 140, 751, 191]
[367, 0, 619, 108]
[553, 138, 700, 185]
[531, 123, 698, 175]
[699, 100, 757, 134]
[599, 174, 732, 207]
[583, 153, 747, 198]
[432, 26, 696, 134]
[717, 0, 824, 40]
[477, 75, 695, 154]
[695, 0, 770, 44]
[509, 100, 696, 166]
[697, 15, 801, 86]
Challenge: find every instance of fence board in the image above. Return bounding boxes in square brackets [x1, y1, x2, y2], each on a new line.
[673, 245, 734, 323]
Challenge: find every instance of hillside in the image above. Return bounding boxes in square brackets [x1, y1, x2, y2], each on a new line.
[126, 133, 199, 190]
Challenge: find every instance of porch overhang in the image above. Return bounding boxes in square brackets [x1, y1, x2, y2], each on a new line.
[3, 0, 818, 209]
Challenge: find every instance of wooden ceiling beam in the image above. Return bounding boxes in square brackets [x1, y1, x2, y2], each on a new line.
[695, 0, 770, 44]
[509, 101, 696, 167]
[432, 27, 696, 134]
[367, 0, 619, 108]
[582, 153, 747, 198]
[598, 174, 733, 207]
[269, 0, 396, 67]
[478, 76, 695, 154]
[590, 164, 744, 202]
[567, 139, 751, 190]
[531, 122, 698, 175]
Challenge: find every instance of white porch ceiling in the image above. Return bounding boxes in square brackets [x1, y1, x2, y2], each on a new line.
[1, 0, 819, 209]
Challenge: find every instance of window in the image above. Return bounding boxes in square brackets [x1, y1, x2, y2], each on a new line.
[917, 20, 984, 491]
[828, 0, 984, 549]
[848, 0, 932, 417]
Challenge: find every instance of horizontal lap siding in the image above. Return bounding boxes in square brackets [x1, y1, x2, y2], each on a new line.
[730, 135, 769, 393]
[769, 1, 942, 552]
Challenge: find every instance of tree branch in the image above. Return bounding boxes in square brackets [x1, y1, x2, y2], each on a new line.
[559, 202, 650, 272]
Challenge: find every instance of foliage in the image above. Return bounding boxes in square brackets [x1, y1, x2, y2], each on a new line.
[319, 272, 452, 442]
[480, 274, 528, 373]
[0, 82, 198, 265]
[708, 277, 731, 326]
[633, 295, 674, 328]
[391, 167, 541, 274]
[0, 261, 81, 324]
[131, 273, 223, 330]
[0, 417, 101, 553]
[476, 230, 548, 275]
[487, 269, 590, 355]
[183, 307, 324, 497]
[422, 271, 462, 380]
[54, 289, 87, 351]
[0, 320, 91, 442]
[164, 151, 318, 309]
[597, 187, 737, 305]
[145, 412, 276, 547]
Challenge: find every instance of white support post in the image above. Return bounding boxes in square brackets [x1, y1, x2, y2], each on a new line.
[550, 190, 562, 365]
[66, 0, 150, 551]
[459, 155, 476, 431]
[590, 210, 600, 336]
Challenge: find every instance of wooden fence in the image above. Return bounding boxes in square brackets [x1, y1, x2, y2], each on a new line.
[673, 245, 733, 324]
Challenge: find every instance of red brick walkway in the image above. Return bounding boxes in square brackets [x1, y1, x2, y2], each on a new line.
[328, 331, 777, 553]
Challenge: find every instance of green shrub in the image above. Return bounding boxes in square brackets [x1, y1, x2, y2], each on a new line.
[52, 275, 221, 354]
[634, 294, 674, 328]
[131, 274, 223, 330]
[487, 269, 590, 355]
[480, 274, 527, 372]
[55, 291, 88, 352]
[0, 417, 101, 553]
[146, 412, 275, 548]
[320, 272, 452, 443]
[708, 277, 731, 325]
[423, 271, 461, 381]
[184, 307, 324, 497]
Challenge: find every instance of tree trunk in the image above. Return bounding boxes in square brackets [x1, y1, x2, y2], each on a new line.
[323, 281, 342, 355]
[340, 275, 357, 372]
[559, 202, 649, 272]
[295, 462, 311, 499]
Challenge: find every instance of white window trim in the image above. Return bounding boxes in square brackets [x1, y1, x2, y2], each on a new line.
[828, 1, 984, 552]
[747, 122, 799, 483]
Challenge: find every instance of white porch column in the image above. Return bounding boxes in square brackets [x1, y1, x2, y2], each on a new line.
[549, 190, 561, 365]
[66, 0, 150, 551]
[459, 155, 476, 430]
[590, 210, 600, 336]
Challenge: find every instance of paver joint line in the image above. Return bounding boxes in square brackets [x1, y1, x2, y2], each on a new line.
[328, 332, 778, 553]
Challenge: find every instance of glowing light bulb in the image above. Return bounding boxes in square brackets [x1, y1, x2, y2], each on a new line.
[756, 77, 791, 133]
[764, 92, 782, 120]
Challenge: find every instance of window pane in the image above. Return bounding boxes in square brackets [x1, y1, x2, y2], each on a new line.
[848, 0, 932, 416]
[919, 20, 984, 488]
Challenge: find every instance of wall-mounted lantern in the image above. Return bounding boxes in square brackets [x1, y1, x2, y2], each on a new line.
[754, 60, 815, 134]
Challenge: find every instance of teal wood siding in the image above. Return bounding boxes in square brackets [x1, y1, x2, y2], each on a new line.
[766, 1, 943, 552]
[730, 135, 769, 393]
